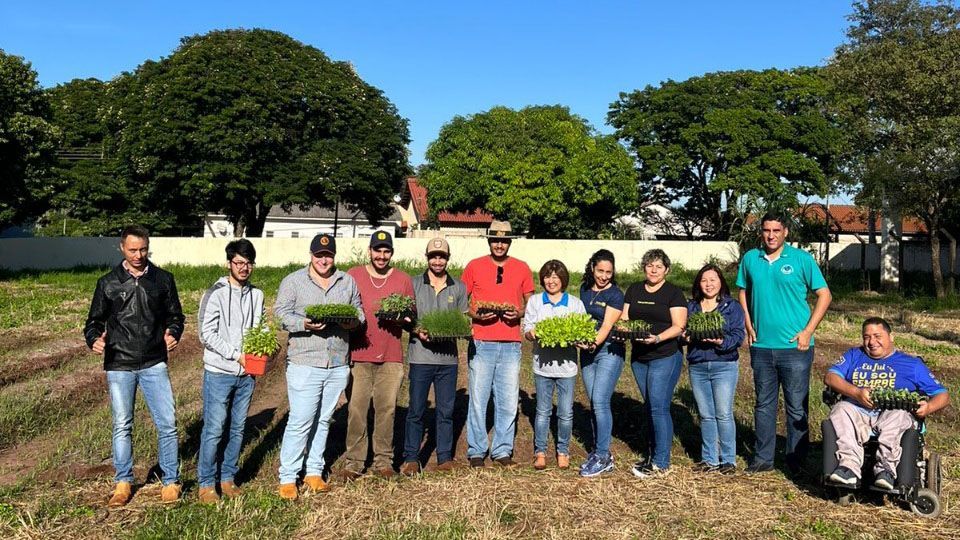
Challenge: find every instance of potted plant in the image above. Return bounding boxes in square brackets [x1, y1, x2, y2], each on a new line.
[305, 303, 360, 324]
[612, 319, 652, 340]
[534, 313, 597, 348]
[415, 310, 472, 341]
[687, 311, 725, 341]
[375, 293, 417, 321]
[242, 320, 280, 376]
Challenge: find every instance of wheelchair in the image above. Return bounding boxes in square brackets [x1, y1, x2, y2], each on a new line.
[821, 389, 943, 518]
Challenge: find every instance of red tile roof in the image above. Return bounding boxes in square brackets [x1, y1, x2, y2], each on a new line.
[405, 177, 494, 226]
[800, 204, 927, 235]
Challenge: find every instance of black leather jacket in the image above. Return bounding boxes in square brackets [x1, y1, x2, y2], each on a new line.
[84, 261, 185, 371]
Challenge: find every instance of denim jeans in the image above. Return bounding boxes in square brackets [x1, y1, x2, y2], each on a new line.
[106, 362, 179, 484]
[533, 374, 576, 455]
[580, 342, 624, 457]
[278, 363, 349, 484]
[750, 346, 814, 466]
[630, 350, 682, 469]
[404, 363, 458, 463]
[197, 371, 256, 488]
[688, 361, 739, 466]
[467, 340, 521, 459]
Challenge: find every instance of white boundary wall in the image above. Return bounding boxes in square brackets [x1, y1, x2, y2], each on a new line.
[1, 237, 954, 273]
[0, 237, 739, 272]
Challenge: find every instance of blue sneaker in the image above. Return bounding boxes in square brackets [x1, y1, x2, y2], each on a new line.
[581, 454, 614, 478]
[829, 466, 858, 485]
[873, 471, 895, 490]
[579, 453, 598, 473]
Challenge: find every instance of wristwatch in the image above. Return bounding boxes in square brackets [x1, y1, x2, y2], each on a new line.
[654, 335, 661, 344]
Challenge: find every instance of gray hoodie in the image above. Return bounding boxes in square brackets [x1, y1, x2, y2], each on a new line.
[199, 277, 265, 375]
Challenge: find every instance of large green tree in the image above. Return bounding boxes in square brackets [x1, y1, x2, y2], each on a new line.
[0, 50, 59, 230]
[105, 29, 410, 236]
[39, 78, 125, 236]
[419, 105, 637, 238]
[828, 0, 960, 297]
[608, 68, 846, 240]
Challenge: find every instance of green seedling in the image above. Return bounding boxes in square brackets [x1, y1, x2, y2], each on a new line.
[870, 387, 923, 412]
[535, 313, 597, 348]
[305, 303, 360, 322]
[687, 311, 726, 341]
[242, 320, 280, 357]
[376, 293, 416, 316]
[415, 309, 472, 339]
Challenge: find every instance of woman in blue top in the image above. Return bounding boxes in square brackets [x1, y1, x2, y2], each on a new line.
[578, 249, 625, 477]
[685, 263, 746, 474]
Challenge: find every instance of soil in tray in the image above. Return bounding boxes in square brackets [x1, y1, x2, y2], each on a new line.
[611, 329, 651, 340]
[375, 310, 416, 321]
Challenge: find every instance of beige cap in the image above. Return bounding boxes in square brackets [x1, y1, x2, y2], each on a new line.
[425, 237, 450, 256]
[486, 220, 516, 239]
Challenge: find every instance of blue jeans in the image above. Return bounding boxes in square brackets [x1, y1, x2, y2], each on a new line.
[197, 371, 256, 488]
[106, 362, 179, 484]
[467, 340, 521, 459]
[534, 374, 575, 455]
[688, 361, 739, 465]
[580, 342, 624, 457]
[278, 363, 349, 484]
[750, 346, 814, 466]
[404, 363, 458, 463]
[630, 351, 682, 469]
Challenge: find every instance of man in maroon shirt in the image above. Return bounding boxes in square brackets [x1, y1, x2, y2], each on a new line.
[340, 231, 415, 479]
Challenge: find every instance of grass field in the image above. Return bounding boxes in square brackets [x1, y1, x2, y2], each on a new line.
[0, 261, 958, 539]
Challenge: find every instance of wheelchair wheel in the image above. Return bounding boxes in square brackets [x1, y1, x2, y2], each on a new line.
[926, 453, 941, 495]
[910, 488, 942, 518]
[837, 492, 856, 506]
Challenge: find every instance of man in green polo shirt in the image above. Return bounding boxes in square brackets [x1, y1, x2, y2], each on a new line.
[736, 213, 831, 475]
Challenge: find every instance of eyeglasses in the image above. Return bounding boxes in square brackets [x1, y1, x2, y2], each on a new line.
[496, 266, 504, 284]
[231, 260, 255, 269]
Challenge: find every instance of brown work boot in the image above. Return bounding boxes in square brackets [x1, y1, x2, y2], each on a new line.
[436, 459, 460, 472]
[337, 468, 364, 482]
[533, 452, 547, 471]
[107, 481, 132, 507]
[375, 467, 396, 479]
[198, 486, 220, 504]
[278, 483, 298, 501]
[557, 454, 570, 470]
[160, 483, 181, 504]
[219, 481, 241, 498]
[399, 461, 420, 477]
[494, 456, 518, 468]
[303, 475, 329, 493]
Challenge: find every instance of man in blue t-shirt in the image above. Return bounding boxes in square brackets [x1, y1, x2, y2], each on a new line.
[824, 317, 949, 489]
[736, 213, 832, 474]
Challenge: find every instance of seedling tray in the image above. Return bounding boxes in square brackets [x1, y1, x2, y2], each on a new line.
[423, 334, 471, 342]
[308, 315, 359, 324]
[477, 307, 511, 316]
[375, 309, 416, 321]
[688, 330, 725, 341]
[611, 329, 652, 340]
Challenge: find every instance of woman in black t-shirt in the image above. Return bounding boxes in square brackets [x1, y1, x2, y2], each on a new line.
[619, 249, 687, 478]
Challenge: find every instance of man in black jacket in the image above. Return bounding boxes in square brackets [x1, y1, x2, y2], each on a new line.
[84, 225, 185, 506]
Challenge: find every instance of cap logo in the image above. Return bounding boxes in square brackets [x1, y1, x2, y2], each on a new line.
[433, 239, 442, 247]
[496, 231, 505, 237]
[377, 232, 387, 240]
[320, 236, 330, 246]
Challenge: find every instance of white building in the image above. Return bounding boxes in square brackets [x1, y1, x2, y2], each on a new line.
[203, 204, 403, 239]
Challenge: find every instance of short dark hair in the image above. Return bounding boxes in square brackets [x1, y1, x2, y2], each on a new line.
[539, 259, 569, 290]
[120, 225, 150, 242]
[691, 263, 731, 302]
[862, 317, 892, 334]
[759, 213, 789, 229]
[582, 249, 617, 288]
[226, 238, 256, 263]
[641, 249, 671, 270]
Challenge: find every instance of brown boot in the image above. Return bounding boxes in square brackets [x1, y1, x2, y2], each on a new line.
[533, 452, 547, 471]
[219, 481, 241, 498]
[375, 467, 396, 479]
[436, 459, 461, 472]
[107, 481, 132, 507]
[198, 486, 220, 504]
[303, 475, 329, 493]
[278, 483, 298, 501]
[399, 461, 420, 477]
[160, 483, 181, 504]
[557, 454, 570, 470]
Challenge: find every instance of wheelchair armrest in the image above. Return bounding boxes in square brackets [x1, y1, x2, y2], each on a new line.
[822, 387, 841, 406]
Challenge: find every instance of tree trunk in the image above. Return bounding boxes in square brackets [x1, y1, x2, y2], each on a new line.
[930, 231, 945, 298]
[233, 219, 246, 238]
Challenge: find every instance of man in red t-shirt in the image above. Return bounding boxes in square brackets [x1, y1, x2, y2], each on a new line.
[461, 220, 535, 467]
[340, 231, 414, 479]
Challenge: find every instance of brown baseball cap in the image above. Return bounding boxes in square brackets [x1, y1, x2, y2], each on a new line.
[425, 237, 450, 256]
[487, 220, 516, 239]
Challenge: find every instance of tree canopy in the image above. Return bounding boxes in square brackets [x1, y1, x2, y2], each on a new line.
[0, 50, 59, 230]
[828, 0, 960, 296]
[608, 68, 846, 240]
[419, 105, 637, 238]
[104, 29, 410, 236]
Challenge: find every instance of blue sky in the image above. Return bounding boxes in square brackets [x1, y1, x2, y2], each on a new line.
[2, 1, 853, 165]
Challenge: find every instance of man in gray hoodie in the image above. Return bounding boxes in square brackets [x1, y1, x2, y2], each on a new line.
[197, 239, 265, 503]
